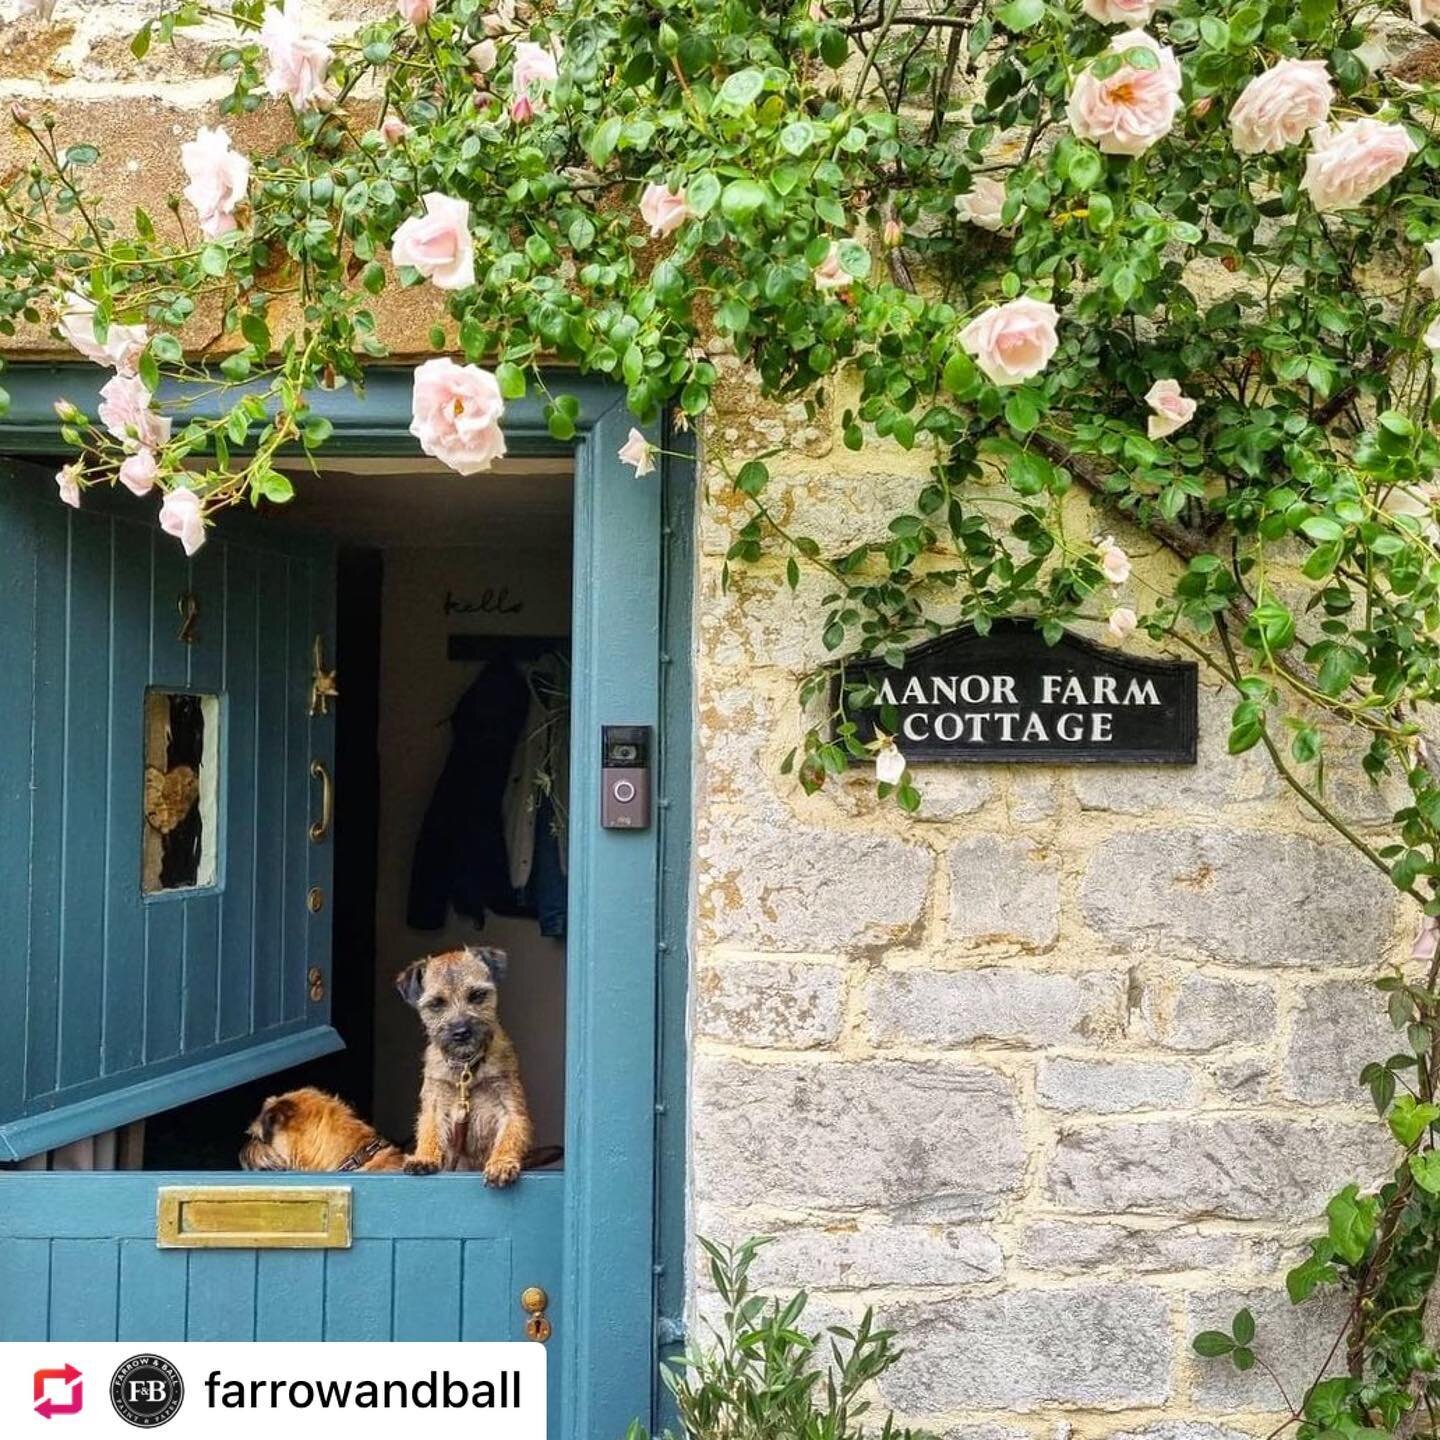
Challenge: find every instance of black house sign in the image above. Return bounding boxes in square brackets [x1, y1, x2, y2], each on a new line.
[843, 619, 1198, 765]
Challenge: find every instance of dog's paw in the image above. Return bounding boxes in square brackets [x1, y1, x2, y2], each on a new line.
[484, 1156, 522, 1188]
[403, 1156, 439, 1176]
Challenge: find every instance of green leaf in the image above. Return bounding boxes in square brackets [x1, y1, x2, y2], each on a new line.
[995, 0, 1044, 30]
[1004, 391, 1040, 433]
[780, 122, 815, 157]
[495, 361, 527, 400]
[720, 178, 766, 222]
[1066, 146, 1103, 190]
[1326, 1185, 1377, 1266]
[586, 116, 622, 168]
[1192, 1332, 1234, 1358]
[150, 333, 183, 364]
[836, 239, 870, 279]
[717, 68, 765, 109]
[688, 172, 721, 216]
[943, 352, 977, 396]
[301, 414, 334, 448]
[819, 25, 849, 68]
[255, 469, 294, 504]
[1410, 1153, 1440, 1194]
[1232, 1308, 1255, 1346]
[1300, 515, 1344, 543]
[1389, 1095, 1440, 1147]
[1287, 1247, 1336, 1303]
[736, 461, 769, 496]
[131, 21, 153, 59]
[199, 244, 229, 278]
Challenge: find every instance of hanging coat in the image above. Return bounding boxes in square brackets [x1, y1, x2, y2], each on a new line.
[406, 660, 532, 931]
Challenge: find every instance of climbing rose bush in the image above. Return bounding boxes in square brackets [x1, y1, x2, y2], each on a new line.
[2, 0, 1440, 1430]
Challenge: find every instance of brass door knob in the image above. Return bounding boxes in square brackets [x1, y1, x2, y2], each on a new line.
[521, 1286, 552, 1343]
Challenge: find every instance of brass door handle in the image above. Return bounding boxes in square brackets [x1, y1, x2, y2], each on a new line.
[309, 759, 333, 842]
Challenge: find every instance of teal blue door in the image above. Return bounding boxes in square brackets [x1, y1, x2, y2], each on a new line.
[0, 373, 676, 1440]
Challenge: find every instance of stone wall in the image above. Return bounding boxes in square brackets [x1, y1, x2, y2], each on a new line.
[691, 385, 1412, 1438]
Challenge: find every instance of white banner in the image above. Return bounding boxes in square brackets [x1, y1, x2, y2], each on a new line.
[1, 1343, 545, 1437]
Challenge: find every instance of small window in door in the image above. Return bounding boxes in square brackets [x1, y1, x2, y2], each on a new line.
[143, 690, 220, 893]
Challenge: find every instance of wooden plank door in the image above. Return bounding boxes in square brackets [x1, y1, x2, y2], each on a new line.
[0, 462, 340, 1161]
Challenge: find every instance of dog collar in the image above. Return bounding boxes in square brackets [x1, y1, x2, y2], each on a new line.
[336, 1137, 390, 1173]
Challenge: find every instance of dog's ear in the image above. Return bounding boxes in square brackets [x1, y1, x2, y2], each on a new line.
[395, 958, 428, 1007]
[258, 1094, 295, 1144]
[471, 946, 508, 984]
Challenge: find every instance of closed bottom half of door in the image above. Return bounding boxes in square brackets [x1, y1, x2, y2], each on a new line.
[0, 1172, 563, 1432]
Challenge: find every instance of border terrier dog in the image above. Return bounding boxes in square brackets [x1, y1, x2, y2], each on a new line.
[240, 1087, 405, 1173]
[396, 945, 532, 1186]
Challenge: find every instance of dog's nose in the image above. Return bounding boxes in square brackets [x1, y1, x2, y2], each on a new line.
[447, 1022, 475, 1044]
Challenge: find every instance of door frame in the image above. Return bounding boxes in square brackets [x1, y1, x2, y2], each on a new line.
[0, 365, 695, 1440]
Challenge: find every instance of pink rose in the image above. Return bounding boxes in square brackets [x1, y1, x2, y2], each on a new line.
[379, 114, 409, 145]
[55, 464, 81, 509]
[959, 296, 1060, 387]
[159, 487, 207, 557]
[410, 358, 507, 474]
[1419, 238, 1440, 298]
[1068, 29, 1182, 156]
[511, 40, 559, 115]
[181, 126, 250, 239]
[391, 193, 476, 291]
[1082, 0, 1158, 24]
[618, 427, 656, 476]
[1097, 535, 1131, 585]
[260, 0, 334, 111]
[1426, 315, 1440, 359]
[59, 291, 147, 374]
[396, 0, 434, 22]
[509, 94, 535, 123]
[1302, 118, 1418, 213]
[98, 374, 172, 452]
[1145, 377, 1196, 440]
[1229, 60, 1333, 156]
[956, 175, 1007, 231]
[1108, 606, 1138, 642]
[119, 448, 159, 497]
[1413, 0, 1440, 22]
[639, 183, 694, 239]
[812, 243, 850, 291]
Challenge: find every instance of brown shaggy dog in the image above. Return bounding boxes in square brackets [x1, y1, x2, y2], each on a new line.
[240, 1087, 406, 1173]
[395, 945, 532, 1186]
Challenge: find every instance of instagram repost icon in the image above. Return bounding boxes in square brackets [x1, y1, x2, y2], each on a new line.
[33, 1365, 83, 1419]
[109, 1355, 184, 1429]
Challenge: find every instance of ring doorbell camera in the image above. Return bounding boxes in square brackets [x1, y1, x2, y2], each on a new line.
[601, 726, 652, 830]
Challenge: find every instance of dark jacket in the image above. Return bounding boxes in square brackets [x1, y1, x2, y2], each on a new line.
[406, 661, 532, 930]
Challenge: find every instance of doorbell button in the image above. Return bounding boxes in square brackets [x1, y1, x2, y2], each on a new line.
[601, 725, 653, 830]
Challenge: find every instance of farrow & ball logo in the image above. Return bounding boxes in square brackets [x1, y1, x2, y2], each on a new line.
[108, 1354, 185, 1429]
